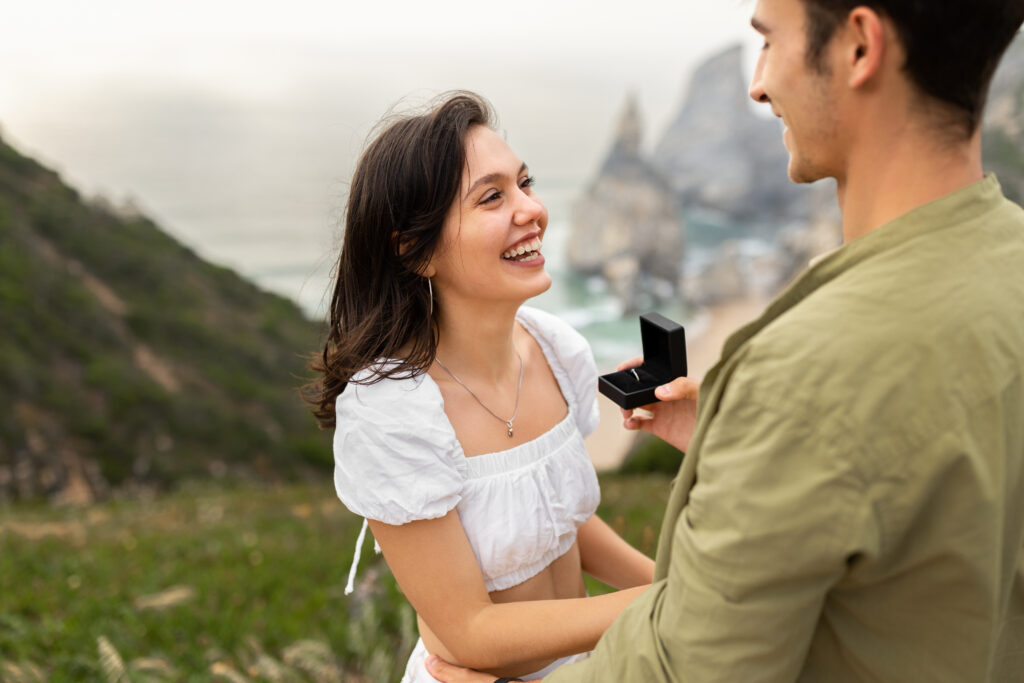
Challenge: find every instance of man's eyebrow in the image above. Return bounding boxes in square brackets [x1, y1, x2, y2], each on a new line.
[464, 163, 528, 200]
[751, 16, 770, 34]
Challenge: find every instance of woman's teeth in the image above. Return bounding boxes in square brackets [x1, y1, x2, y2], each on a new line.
[502, 237, 542, 261]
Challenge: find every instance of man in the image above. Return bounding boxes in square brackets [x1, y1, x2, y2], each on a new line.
[429, 0, 1024, 680]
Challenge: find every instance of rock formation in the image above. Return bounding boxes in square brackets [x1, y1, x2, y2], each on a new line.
[569, 35, 1024, 311]
[653, 44, 813, 222]
[569, 95, 685, 312]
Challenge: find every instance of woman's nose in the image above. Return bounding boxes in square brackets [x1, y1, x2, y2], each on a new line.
[513, 189, 546, 226]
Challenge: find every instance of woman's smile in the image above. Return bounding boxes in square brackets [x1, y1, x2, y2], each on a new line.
[502, 236, 544, 265]
[429, 124, 552, 303]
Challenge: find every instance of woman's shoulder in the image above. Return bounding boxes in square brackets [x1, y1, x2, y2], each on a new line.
[335, 364, 456, 443]
[340, 363, 438, 408]
[333, 366, 466, 525]
[516, 306, 600, 438]
[516, 306, 593, 368]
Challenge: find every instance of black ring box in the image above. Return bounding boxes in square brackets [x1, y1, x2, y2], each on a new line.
[598, 312, 687, 410]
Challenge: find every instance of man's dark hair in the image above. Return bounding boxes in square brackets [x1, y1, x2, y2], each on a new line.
[801, 0, 1024, 135]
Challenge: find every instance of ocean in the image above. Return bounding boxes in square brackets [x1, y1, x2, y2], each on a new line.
[4, 103, 698, 373]
[241, 207, 692, 373]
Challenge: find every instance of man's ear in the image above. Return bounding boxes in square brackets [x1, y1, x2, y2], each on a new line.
[844, 7, 887, 89]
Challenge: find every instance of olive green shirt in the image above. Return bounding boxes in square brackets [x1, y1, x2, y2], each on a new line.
[549, 175, 1024, 682]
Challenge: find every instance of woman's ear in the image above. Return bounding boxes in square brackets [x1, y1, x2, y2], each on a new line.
[394, 228, 440, 279]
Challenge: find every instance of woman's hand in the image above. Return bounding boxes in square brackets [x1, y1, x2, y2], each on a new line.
[426, 655, 541, 683]
[617, 356, 700, 452]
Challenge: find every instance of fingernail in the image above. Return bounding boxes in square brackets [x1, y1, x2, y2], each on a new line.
[656, 384, 671, 398]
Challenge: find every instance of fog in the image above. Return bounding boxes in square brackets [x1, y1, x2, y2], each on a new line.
[2, 1, 762, 312]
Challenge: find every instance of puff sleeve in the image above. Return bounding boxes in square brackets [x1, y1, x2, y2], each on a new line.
[517, 306, 600, 438]
[333, 370, 466, 525]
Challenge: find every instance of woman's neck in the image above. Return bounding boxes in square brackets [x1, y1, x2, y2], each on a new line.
[434, 299, 522, 384]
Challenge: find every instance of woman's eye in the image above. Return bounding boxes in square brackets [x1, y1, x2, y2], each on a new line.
[481, 191, 501, 204]
[761, 41, 769, 51]
[520, 175, 536, 189]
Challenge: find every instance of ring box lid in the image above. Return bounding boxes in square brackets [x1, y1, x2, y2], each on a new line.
[597, 312, 687, 410]
[639, 312, 687, 379]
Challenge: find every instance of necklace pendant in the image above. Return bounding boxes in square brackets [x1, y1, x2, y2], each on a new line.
[507, 422, 514, 438]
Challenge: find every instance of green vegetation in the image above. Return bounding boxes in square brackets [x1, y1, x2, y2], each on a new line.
[618, 435, 684, 476]
[0, 128, 676, 680]
[0, 134, 330, 499]
[0, 474, 671, 681]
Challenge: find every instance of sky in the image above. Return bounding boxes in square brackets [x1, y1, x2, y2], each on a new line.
[1, 0, 763, 314]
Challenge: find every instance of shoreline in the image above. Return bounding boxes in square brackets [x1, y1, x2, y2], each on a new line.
[585, 297, 768, 472]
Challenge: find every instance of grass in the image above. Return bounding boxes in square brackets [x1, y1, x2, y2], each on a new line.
[0, 473, 671, 681]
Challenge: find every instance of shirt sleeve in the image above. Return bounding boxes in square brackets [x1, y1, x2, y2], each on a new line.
[333, 373, 466, 525]
[545, 391, 873, 681]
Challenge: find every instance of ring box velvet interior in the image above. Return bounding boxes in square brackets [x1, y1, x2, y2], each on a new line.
[598, 312, 687, 410]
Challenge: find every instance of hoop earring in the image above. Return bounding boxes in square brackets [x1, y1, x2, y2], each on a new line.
[427, 278, 433, 318]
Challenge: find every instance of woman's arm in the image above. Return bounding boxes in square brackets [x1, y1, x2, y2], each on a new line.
[367, 513, 647, 673]
[576, 514, 655, 589]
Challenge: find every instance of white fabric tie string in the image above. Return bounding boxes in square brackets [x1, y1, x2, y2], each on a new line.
[344, 518, 381, 596]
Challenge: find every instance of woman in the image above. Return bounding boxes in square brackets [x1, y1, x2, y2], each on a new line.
[309, 91, 654, 682]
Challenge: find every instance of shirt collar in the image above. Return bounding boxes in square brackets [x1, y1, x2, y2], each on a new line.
[704, 174, 1006, 390]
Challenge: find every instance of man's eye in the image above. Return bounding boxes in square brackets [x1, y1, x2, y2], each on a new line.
[761, 41, 770, 51]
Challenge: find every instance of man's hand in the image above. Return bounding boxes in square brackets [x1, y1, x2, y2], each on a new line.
[617, 356, 700, 452]
[425, 655, 541, 683]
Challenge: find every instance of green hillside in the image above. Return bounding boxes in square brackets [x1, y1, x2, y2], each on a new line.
[0, 134, 330, 502]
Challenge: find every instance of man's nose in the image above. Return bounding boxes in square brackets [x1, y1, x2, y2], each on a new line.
[749, 85, 770, 104]
[749, 56, 770, 104]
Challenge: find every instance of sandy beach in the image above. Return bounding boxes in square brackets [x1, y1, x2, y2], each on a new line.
[586, 297, 769, 471]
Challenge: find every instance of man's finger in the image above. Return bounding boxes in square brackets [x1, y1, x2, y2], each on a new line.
[424, 655, 497, 683]
[624, 410, 655, 432]
[424, 655, 461, 682]
[654, 376, 699, 401]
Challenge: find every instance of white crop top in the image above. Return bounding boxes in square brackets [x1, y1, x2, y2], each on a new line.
[334, 306, 601, 592]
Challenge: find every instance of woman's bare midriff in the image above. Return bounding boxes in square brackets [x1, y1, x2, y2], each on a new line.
[418, 541, 587, 678]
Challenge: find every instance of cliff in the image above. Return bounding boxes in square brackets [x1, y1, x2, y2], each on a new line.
[569, 96, 685, 312]
[571, 36, 1024, 310]
[653, 45, 814, 222]
[0, 134, 330, 502]
[568, 44, 831, 308]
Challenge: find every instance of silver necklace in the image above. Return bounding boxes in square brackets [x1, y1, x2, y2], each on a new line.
[435, 342, 524, 438]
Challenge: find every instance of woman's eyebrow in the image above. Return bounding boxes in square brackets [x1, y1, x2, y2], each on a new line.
[464, 163, 528, 200]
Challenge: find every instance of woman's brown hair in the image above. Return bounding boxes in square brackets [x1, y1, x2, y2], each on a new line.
[307, 91, 496, 428]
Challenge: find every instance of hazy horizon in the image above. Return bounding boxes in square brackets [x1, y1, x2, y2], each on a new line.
[2, 1, 763, 314]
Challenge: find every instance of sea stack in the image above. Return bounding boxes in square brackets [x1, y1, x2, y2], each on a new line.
[568, 95, 685, 313]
